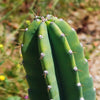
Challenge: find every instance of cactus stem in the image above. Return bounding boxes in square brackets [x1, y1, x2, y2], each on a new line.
[40, 53, 45, 59]
[22, 16, 96, 100]
[73, 66, 78, 71]
[80, 97, 85, 100]
[38, 35, 43, 39]
[61, 33, 65, 37]
[48, 85, 52, 92]
[25, 28, 28, 31]
[77, 82, 81, 87]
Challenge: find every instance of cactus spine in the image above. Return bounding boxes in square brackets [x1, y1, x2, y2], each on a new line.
[21, 15, 96, 100]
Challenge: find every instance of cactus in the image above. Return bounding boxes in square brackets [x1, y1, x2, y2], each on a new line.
[21, 15, 96, 100]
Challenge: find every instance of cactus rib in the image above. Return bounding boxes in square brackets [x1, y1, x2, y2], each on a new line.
[46, 21, 83, 100]
[21, 20, 49, 100]
[38, 22, 60, 100]
[53, 18, 96, 100]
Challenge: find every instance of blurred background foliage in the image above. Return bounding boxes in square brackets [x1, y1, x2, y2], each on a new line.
[0, 0, 100, 100]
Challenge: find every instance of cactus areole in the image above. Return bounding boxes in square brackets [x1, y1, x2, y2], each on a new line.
[21, 15, 96, 100]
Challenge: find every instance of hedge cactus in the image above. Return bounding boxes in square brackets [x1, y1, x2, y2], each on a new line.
[21, 15, 96, 100]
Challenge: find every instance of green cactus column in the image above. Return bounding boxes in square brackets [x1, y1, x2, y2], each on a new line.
[38, 22, 60, 100]
[21, 20, 49, 100]
[46, 21, 83, 100]
[21, 19, 60, 100]
[21, 15, 96, 100]
[52, 17, 96, 100]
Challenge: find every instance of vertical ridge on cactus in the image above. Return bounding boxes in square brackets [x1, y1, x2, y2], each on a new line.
[21, 15, 96, 100]
[46, 21, 83, 100]
[38, 22, 60, 100]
